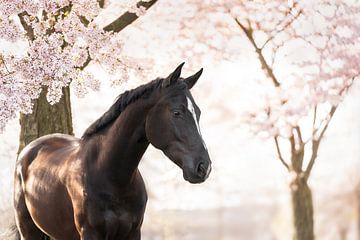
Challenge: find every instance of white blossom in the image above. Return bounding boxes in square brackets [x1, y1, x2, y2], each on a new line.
[0, 0, 151, 132]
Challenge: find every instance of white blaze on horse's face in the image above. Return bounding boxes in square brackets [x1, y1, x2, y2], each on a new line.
[186, 97, 207, 150]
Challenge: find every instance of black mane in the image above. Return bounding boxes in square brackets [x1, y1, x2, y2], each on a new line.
[82, 78, 164, 139]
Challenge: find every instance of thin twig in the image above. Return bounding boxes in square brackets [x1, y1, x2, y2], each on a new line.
[317, 106, 337, 142]
[312, 105, 317, 132]
[234, 18, 280, 87]
[2, 61, 11, 74]
[274, 136, 290, 170]
[260, 7, 302, 49]
[305, 105, 337, 179]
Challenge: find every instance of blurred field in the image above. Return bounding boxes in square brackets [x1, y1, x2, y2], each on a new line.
[142, 205, 278, 240]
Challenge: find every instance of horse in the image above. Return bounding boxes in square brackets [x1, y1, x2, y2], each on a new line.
[13, 63, 212, 240]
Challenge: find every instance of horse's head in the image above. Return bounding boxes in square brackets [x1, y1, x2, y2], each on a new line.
[146, 63, 211, 184]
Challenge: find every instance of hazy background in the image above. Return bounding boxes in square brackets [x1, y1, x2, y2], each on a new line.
[1, 1, 360, 239]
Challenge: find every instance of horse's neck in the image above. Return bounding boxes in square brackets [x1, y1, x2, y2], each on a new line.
[92, 100, 152, 185]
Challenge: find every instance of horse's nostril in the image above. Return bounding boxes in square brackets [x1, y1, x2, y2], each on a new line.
[197, 162, 206, 177]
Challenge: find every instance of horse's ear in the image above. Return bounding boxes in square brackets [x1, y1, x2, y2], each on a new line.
[184, 68, 203, 89]
[162, 62, 185, 88]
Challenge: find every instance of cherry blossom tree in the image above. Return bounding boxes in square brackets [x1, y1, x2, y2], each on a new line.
[235, 2, 358, 239]
[0, 0, 158, 152]
[159, 0, 359, 239]
[1, 0, 359, 239]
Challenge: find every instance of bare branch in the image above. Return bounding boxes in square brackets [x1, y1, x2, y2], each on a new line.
[305, 75, 355, 176]
[234, 18, 280, 87]
[79, 16, 90, 27]
[294, 126, 305, 170]
[312, 105, 317, 132]
[318, 106, 337, 142]
[274, 136, 290, 171]
[289, 134, 299, 171]
[295, 126, 303, 145]
[304, 139, 319, 181]
[288, 129, 305, 173]
[103, 0, 158, 33]
[97, 0, 105, 8]
[18, 12, 35, 41]
[305, 105, 337, 179]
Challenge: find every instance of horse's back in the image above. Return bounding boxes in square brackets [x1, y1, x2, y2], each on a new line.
[16, 133, 80, 189]
[18, 133, 79, 166]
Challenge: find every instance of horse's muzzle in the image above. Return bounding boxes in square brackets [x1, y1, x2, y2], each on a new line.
[184, 160, 211, 184]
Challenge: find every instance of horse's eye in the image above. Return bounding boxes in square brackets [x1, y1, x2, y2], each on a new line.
[173, 111, 181, 116]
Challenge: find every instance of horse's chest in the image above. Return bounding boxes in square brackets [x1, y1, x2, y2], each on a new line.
[85, 188, 147, 238]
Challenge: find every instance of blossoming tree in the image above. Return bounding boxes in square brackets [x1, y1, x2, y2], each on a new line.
[164, 0, 359, 239]
[0, 0, 157, 152]
[235, 2, 358, 239]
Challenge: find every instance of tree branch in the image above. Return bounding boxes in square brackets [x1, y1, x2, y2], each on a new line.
[234, 18, 281, 87]
[260, 6, 302, 49]
[274, 136, 290, 171]
[75, 0, 158, 70]
[103, 0, 158, 33]
[289, 134, 298, 171]
[294, 126, 305, 170]
[304, 105, 337, 179]
[295, 126, 303, 145]
[288, 130, 305, 173]
[77, 48, 92, 70]
[312, 105, 317, 132]
[18, 12, 35, 41]
[0, 55, 15, 78]
[97, 0, 105, 8]
[304, 139, 318, 181]
[317, 106, 337, 142]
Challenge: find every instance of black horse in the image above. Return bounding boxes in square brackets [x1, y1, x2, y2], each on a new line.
[13, 63, 212, 240]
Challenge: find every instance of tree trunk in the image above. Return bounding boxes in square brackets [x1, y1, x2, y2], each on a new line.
[290, 175, 315, 240]
[18, 86, 73, 153]
[16, 86, 73, 240]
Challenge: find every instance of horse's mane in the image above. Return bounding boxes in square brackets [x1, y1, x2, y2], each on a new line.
[82, 78, 164, 139]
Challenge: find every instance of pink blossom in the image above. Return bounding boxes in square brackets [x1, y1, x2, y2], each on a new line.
[0, 0, 151, 132]
[128, 5, 147, 17]
[0, 17, 22, 42]
[175, 0, 359, 140]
